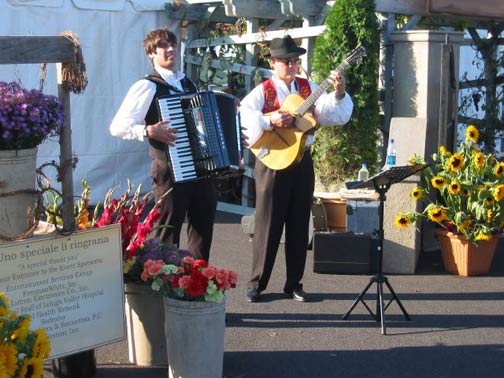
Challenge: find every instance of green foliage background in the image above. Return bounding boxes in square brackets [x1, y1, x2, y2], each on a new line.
[311, 0, 381, 188]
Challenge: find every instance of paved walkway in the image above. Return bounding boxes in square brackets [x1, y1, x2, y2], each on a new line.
[44, 211, 504, 378]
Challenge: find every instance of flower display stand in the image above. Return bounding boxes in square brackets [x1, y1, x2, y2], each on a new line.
[435, 229, 500, 276]
[124, 283, 168, 366]
[0, 148, 37, 240]
[163, 296, 225, 378]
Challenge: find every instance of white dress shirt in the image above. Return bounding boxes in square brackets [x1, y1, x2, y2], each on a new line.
[239, 76, 354, 147]
[109, 66, 187, 142]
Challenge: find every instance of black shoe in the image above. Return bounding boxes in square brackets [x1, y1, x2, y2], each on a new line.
[246, 288, 261, 302]
[286, 290, 308, 302]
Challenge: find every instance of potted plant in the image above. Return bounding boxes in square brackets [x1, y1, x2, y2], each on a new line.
[395, 125, 504, 276]
[45, 180, 172, 366]
[90, 181, 238, 376]
[0, 81, 64, 150]
[0, 81, 64, 240]
[0, 292, 51, 377]
[46, 180, 239, 373]
[141, 254, 238, 378]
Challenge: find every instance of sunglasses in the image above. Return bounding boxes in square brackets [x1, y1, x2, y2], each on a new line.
[275, 58, 300, 67]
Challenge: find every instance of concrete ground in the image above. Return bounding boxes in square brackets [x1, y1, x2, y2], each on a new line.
[44, 211, 504, 378]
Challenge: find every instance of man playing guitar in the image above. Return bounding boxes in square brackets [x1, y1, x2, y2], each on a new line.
[240, 35, 354, 303]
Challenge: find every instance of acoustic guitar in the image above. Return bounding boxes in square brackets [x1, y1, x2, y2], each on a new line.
[250, 46, 366, 170]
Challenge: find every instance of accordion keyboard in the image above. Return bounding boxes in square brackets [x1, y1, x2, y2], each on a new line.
[157, 96, 198, 182]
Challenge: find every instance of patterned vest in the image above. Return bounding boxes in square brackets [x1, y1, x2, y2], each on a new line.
[262, 77, 312, 113]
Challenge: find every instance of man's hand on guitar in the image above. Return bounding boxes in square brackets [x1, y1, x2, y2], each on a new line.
[330, 70, 346, 100]
[270, 110, 294, 129]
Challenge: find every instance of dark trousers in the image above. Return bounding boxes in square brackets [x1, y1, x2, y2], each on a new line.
[249, 150, 314, 293]
[150, 148, 217, 261]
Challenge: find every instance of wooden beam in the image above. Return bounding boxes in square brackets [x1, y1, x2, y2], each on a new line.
[375, 0, 504, 20]
[165, 3, 211, 20]
[426, 0, 504, 20]
[185, 53, 273, 78]
[183, 0, 223, 3]
[223, 0, 287, 19]
[375, 0, 428, 15]
[165, 2, 236, 22]
[187, 25, 326, 48]
[279, 0, 328, 17]
[0, 36, 75, 64]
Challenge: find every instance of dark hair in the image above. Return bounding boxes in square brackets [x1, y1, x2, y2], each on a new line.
[143, 27, 177, 55]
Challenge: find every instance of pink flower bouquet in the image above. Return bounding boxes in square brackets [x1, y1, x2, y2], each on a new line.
[141, 256, 238, 303]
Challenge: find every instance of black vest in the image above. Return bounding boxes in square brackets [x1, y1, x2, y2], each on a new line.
[144, 70, 197, 152]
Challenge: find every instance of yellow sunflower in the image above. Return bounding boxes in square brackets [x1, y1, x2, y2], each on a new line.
[410, 187, 423, 200]
[448, 181, 461, 195]
[493, 184, 504, 202]
[18, 357, 43, 378]
[484, 196, 494, 206]
[431, 176, 446, 189]
[32, 328, 51, 359]
[473, 151, 484, 168]
[494, 162, 504, 176]
[439, 145, 451, 157]
[466, 124, 479, 142]
[447, 153, 464, 171]
[458, 220, 472, 230]
[427, 207, 447, 223]
[10, 315, 31, 343]
[394, 215, 411, 228]
[0, 344, 18, 377]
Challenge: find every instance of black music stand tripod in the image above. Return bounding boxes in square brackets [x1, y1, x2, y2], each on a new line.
[342, 164, 429, 334]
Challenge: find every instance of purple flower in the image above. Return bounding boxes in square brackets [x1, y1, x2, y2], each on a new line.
[0, 81, 64, 150]
[163, 251, 181, 265]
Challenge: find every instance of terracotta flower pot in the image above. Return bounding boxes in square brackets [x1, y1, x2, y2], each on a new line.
[435, 229, 500, 276]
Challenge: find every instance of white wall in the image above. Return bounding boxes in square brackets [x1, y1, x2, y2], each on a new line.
[1, 0, 179, 203]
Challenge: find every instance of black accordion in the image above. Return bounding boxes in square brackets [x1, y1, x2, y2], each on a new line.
[157, 91, 242, 183]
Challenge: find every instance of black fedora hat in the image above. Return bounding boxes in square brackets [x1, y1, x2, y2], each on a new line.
[265, 35, 306, 59]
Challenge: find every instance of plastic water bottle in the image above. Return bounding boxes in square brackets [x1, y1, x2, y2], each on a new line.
[357, 163, 369, 181]
[386, 138, 397, 168]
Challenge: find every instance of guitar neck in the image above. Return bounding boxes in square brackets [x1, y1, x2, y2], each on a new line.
[296, 60, 350, 117]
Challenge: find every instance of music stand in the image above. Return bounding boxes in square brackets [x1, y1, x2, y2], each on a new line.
[342, 164, 429, 334]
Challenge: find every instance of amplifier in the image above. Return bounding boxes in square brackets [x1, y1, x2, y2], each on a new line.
[313, 232, 377, 274]
[346, 200, 379, 237]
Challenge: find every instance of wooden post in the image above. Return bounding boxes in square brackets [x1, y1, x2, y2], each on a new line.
[57, 63, 76, 232]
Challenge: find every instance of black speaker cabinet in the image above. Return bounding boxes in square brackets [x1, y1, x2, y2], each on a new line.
[313, 232, 377, 274]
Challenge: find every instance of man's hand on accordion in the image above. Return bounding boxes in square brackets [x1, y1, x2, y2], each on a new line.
[147, 120, 177, 146]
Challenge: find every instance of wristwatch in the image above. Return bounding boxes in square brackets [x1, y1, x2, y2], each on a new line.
[143, 126, 149, 138]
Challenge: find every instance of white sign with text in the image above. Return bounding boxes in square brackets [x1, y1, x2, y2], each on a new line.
[0, 224, 125, 359]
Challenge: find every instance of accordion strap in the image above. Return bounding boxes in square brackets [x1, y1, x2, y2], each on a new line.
[145, 70, 197, 94]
